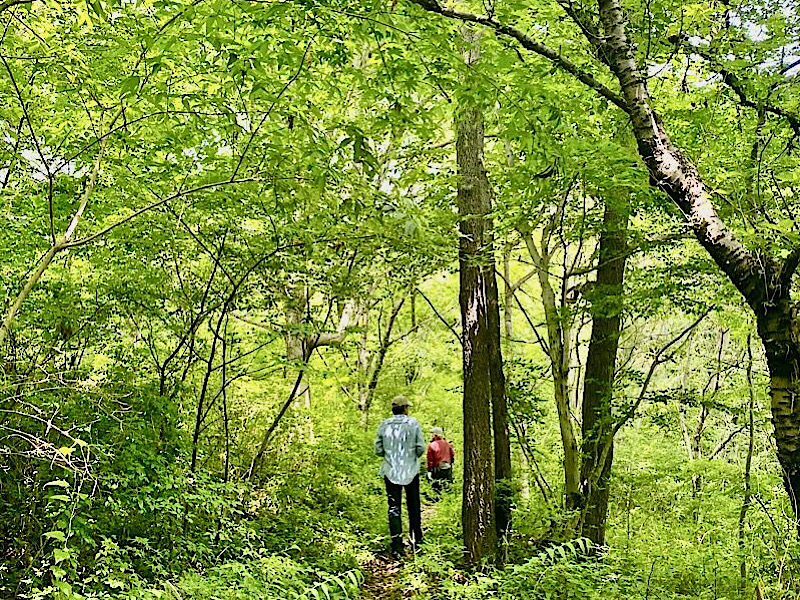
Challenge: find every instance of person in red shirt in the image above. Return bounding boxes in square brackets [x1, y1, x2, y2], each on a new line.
[426, 427, 454, 497]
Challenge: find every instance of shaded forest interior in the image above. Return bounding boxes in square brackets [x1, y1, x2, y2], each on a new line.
[2, 0, 800, 598]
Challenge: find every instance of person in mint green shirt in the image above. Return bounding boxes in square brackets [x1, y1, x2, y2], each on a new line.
[374, 395, 425, 557]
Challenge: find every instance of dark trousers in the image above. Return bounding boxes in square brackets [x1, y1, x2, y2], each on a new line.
[384, 475, 422, 553]
[430, 467, 453, 497]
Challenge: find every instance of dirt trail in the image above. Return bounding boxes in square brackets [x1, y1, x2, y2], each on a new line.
[421, 504, 435, 522]
[360, 499, 439, 599]
[359, 556, 405, 600]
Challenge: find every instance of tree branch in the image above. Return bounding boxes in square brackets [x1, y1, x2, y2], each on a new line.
[593, 308, 712, 479]
[781, 244, 800, 287]
[308, 300, 358, 349]
[709, 426, 746, 460]
[406, 0, 629, 112]
[679, 42, 800, 138]
[62, 178, 261, 249]
[415, 287, 462, 345]
[0, 0, 32, 16]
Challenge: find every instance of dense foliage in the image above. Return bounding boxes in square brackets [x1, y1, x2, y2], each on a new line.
[2, 0, 799, 598]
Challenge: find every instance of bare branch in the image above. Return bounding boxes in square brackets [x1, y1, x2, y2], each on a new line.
[595, 308, 713, 476]
[675, 40, 800, 137]
[62, 178, 261, 249]
[231, 37, 314, 180]
[709, 426, 746, 460]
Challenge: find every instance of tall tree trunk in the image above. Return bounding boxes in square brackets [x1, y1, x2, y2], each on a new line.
[357, 307, 371, 425]
[458, 27, 496, 565]
[578, 195, 629, 546]
[757, 301, 800, 527]
[739, 335, 755, 592]
[485, 246, 512, 559]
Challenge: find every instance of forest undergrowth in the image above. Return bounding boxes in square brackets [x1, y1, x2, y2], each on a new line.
[4, 0, 800, 597]
[18, 420, 791, 600]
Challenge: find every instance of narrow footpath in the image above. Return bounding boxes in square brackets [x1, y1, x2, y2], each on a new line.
[359, 504, 438, 599]
[359, 556, 405, 600]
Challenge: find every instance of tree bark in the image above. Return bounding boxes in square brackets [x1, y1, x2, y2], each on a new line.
[458, 27, 496, 565]
[739, 335, 755, 591]
[757, 301, 800, 526]
[485, 241, 512, 559]
[284, 287, 314, 441]
[578, 195, 629, 547]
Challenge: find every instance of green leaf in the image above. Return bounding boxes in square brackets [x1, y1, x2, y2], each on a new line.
[44, 531, 66, 542]
[53, 548, 71, 563]
[120, 76, 141, 97]
[44, 480, 69, 489]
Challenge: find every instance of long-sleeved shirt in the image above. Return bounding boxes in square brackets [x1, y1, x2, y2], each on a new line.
[427, 437, 454, 471]
[374, 414, 425, 485]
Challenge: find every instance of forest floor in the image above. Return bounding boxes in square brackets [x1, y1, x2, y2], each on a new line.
[359, 556, 405, 600]
[359, 503, 438, 599]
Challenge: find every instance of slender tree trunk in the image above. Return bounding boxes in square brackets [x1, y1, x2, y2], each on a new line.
[0, 137, 108, 349]
[457, 27, 496, 565]
[522, 231, 581, 509]
[690, 404, 708, 502]
[357, 308, 371, 423]
[578, 195, 629, 546]
[739, 335, 755, 592]
[485, 247, 512, 559]
[359, 297, 405, 427]
[190, 313, 224, 473]
[502, 245, 515, 356]
[504, 245, 531, 504]
[285, 285, 312, 411]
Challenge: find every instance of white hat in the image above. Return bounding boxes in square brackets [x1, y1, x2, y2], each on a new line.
[431, 427, 444, 437]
